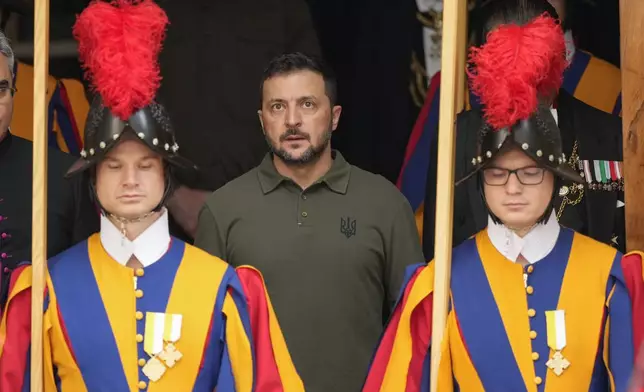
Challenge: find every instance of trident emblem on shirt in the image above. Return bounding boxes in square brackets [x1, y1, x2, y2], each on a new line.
[340, 217, 357, 238]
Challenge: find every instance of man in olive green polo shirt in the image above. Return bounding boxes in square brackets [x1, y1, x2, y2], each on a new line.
[195, 52, 424, 392]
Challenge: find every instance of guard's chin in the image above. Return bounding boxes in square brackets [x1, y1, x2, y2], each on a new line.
[113, 204, 152, 219]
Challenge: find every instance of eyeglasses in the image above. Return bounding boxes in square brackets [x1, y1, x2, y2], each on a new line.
[0, 86, 17, 102]
[482, 166, 546, 186]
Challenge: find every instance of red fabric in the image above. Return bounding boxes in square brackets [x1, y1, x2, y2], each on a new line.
[72, 0, 168, 119]
[610, 161, 618, 181]
[406, 291, 433, 392]
[57, 83, 83, 149]
[235, 268, 283, 391]
[622, 254, 644, 352]
[467, 14, 567, 130]
[632, 343, 644, 392]
[0, 266, 31, 391]
[396, 72, 441, 188]
[362, 267, 427, 392]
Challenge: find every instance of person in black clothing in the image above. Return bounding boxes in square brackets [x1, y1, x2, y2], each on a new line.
[0, 30, 99, 308]
[422, 0, 625, 259]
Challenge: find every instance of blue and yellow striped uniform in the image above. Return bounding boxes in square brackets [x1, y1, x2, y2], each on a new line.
[0, 234, 303, 391]
[363, 229, 640, 391]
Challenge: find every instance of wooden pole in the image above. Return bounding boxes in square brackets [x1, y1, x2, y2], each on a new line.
[455, 4, 468, 114]
[430, 0, 467, 390]
[31, 0, 50, 390]
[620, 0, 644, 252]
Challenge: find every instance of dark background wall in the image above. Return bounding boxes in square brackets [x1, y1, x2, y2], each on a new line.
[0, 0, 623, 184]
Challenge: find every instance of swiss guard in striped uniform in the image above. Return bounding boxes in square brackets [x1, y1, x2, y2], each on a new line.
[0, 1, 303, 391]
[362, 9, 644, 392]
[418, 0, 627, 269]
[400, 0, 625, 255]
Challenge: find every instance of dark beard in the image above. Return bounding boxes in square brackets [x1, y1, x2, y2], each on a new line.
[266, 127, 332, 165]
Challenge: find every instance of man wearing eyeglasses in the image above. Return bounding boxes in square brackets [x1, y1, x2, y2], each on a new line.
[362, 3, 641, 388]
[0, 30, 99, 310]
[422, 0, 625, 257]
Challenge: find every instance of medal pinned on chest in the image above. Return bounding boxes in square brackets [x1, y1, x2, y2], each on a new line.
[545, 310, 570, 376]
[142, 312, 184, 382]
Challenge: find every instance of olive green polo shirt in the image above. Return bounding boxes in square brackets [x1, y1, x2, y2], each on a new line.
[195, 151, 424, 392]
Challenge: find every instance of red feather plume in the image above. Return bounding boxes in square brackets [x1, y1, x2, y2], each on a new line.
[73, 0, 169, 120]
[467, 13, 568, 130]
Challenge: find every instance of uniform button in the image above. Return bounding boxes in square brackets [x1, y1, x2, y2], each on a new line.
[1, 253, 6, 259]
[135, 289, 144, 298]
[138, 358, 146, 367]
[527, 265, 534, 273]
[526, 286, 534, 295]
[534, 376, 542, 385]
[528, 308, 536, 317]
[532, 352, 540, 361]
[136, 334, 144, 343]
[1, 232, 7, 239]
[138, 381, 147, 389]
[135, 268, 144, 277]
[136, 311, 143, 320]
[301, 195, 307, 200]
[530, 330, 537, 339]
[301, 211, 308, 217]
[3, 267, 8, 273]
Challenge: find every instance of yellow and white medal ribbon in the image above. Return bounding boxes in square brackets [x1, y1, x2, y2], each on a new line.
[158, 313, 183, 368]
[162, 313, 182, 343]
[142, 312, 169, 382]
[545, 309, 570, 376]
[144, 312, 167, 356]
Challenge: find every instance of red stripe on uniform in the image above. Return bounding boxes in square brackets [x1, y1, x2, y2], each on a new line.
[58, 83, 83, 149]
[362, 268, 425, 392]
[621, 254, 644, 350]
[235, 268, 283, 390]
[0, 266, 31, 391]
[397, 73, 441, 188]
[406, 292, 433, 392]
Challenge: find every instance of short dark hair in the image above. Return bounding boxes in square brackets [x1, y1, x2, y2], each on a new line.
[469, 0, 559, 47]
[260, 52, 338, 106]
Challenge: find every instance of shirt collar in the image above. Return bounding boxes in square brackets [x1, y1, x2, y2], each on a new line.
[100, 208, 171, 267]
[487, 210, 560, 264]
[257, 150, 351, 194]
[551, 106, 558, 125]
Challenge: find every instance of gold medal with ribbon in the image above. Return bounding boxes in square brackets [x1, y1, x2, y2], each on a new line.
[142, 312, 183, 382]
[158, 313, 183, 367]
[545, 309, 570, 376]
